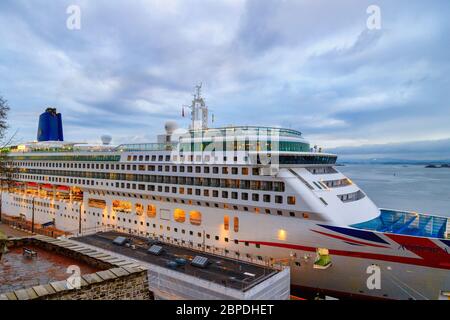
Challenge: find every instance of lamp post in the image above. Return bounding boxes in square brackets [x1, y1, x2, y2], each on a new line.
[0, 184, 3, 223]
[78, 202, 82, 235]
[31, 197, 35, 233]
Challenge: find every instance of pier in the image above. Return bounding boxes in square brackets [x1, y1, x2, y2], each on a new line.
[73, 231, 290, 300]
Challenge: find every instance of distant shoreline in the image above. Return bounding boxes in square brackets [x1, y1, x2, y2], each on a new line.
[338, 161, 450, 166]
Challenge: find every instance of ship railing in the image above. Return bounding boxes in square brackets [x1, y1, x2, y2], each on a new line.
[288, 168, 315, 190]
[140, 232, 288, 271]
[188, 126, 303, 138]
[67, 225, 115, 238]
[376, 208, 450, 239]
[445, 219, 450, 239]
[115, 142, 177, 152]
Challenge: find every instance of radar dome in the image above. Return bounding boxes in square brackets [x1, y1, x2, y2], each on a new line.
[101, 135, 112, 145]
[165, 121, 178, 135]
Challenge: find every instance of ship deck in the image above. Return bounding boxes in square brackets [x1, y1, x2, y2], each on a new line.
[73, 231, 277, 292]
[352, 209, 449, 239]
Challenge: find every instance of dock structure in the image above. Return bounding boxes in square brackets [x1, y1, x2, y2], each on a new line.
[72, 231, 290, 300]
[0, 235, 150, 300]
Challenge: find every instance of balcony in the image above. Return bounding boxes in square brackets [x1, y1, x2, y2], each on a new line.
[351, 209, 449, 239]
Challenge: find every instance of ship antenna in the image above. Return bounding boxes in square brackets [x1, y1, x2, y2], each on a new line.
[185, 83, 209, 130]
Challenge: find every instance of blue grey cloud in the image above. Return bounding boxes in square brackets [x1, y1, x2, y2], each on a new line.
[328, 139, 450, 161]
[0, 0, 449, 153]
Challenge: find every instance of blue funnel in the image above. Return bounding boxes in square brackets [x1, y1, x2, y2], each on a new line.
[37, 108, 64, 141]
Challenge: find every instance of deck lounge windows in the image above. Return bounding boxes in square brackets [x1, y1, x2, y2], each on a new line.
[337, 190, 365, 203]
[112, 200, 132, 214]
[189, 211, 202, 226]
[234, 217, 239, 232]
[88, 198, 106, 209]
[224, 215, 230, 231]
[287, 196, 296, 205]
[147, 204, 156, 218]
[135, 203, 144, 216]
[174, 208, 186, 223]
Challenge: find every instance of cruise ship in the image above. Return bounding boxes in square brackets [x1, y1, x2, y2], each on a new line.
[1, 86, 449, 300]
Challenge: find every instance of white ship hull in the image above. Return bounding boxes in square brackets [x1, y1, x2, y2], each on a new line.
[3, 100, 449, 300]
[3, 191, 448, 300]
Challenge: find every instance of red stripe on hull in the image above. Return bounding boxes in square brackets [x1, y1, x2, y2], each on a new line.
[239, 240, 450, 270]
[385, 234, 450, 267]
[311, 229, 389, 248]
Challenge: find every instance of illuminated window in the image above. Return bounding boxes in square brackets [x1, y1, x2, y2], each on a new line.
[112, 200, 132, 213]
[277, 229, 287, 241]
[88, 198, 106, 209]
[287, 196, 296, 205]
[147, 204, 156, 218]
[174, 208, 186, 223]
[275, 195, 283, 204]
[224, 215, 229, 231]
[135, 203, 144, 216]
[234, 217, 239, 232]
[189, 211, 202, 226]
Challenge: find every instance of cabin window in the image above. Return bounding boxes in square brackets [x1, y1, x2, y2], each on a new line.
[112, 200, 132, 213]
[135, 203, 144, 216]
[88, 198, 106, 209]
[147, 204, 156, 218]
[174, 208, 186, 223]
[287, 196, 296, 205]
[224, 215, 230, 231]
[189, 211, 202, 226]
[234, 217, 239, 232]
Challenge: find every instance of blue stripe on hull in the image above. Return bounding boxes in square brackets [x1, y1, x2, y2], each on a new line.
[318, 224, 390, 245]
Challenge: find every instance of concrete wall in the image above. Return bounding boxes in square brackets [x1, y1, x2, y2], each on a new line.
[148, 264, 290, 300]
[42, 269, 151, 300]
[0, 236, 152, 301]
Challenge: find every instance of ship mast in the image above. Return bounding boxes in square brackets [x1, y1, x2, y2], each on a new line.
[186, 83, 209, 130]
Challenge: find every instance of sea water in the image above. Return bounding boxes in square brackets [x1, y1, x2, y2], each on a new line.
[338, 164, 450, 217]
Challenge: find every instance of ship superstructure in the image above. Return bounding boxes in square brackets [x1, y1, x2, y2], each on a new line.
[1, 87, 449, 300]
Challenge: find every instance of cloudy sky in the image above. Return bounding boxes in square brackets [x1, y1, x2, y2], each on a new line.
[1, 0, 449, 159]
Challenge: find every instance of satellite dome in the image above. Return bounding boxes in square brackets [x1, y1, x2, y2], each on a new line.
[164, 121, 178, 135]
[101, 135, 112, 145]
